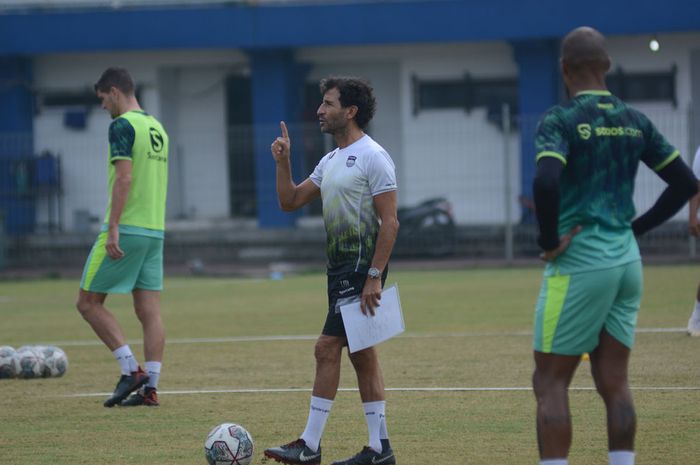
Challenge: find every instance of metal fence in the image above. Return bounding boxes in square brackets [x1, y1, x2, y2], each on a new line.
[0, 106, 697, 271]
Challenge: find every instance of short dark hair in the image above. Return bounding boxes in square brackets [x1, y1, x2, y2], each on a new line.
[94, 67, 135, 95]
[319, 76, 376, 130]
[561, 26, 611, 74]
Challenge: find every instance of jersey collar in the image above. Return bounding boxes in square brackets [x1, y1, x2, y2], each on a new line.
[575, 90, 612, 97]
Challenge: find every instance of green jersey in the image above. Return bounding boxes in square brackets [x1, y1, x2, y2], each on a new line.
[535, 90, 679, 274]
[103, 110, 169, 238]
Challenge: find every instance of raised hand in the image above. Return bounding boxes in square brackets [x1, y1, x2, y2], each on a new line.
[271, 121, 291, 163]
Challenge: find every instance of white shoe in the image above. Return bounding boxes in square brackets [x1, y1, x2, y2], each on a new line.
[687, 317, 700, 337]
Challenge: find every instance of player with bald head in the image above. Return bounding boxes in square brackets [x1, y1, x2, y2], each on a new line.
[531, 27, 697, 465]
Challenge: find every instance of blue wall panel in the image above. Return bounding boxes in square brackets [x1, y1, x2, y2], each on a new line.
[0, 56, 35, 234]
[512, 39, 560, 212]
[249, 50, 306, 228]
[1, 0, 699, 53]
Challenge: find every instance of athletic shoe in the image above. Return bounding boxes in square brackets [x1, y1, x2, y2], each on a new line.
[331, 445, 396, 465]
[120, 386, 159, 407]
[688, 316, 700, 337]
[103, 367, 149, 408]
[263, 438, 322, 465]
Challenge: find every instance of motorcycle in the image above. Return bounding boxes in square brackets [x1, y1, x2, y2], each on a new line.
[394, 197, 457, 257]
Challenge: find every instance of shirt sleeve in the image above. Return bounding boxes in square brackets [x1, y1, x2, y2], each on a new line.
[641, 115, 679, 172]
[108, 118, 135, 163]
[309, 151, 332, 187]
[534, 111, 569, 165]
[365, 150, 397, 196]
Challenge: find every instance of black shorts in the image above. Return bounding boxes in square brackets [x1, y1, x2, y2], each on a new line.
[322, 268, 388, 337]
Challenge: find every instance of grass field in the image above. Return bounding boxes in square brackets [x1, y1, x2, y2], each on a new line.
[0, 264, 699, 465]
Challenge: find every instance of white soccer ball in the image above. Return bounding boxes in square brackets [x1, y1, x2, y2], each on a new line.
[0, 346, 18, 379]
[204, 423, 254, 465]
[14, 346, 44, 379]
[38, 345, 68, 377]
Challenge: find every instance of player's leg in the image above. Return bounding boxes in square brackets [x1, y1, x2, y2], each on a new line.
[264, 273, 353, 464]
[331, 271, 395, 465]
[589, 331, 636, 465]
[78, 232, 149, 407]
[263, 334, 341, 464]
[329, 346, 395, 465]
[687, 282, 700, 336]
[532, 268, 619, 463]
[76, 290, 124, 350]
[533, 352, 581, 461]
[121, 237, 165, 407]
[591, 260, 642, 465]
[121, 289, 164, 407]
[302, 334, 344, 443]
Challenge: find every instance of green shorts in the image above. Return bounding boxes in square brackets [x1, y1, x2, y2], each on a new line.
[533, 260, 642, 355]
[80, 232, 164, 294]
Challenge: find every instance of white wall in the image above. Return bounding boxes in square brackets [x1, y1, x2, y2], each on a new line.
[32, 50, 246, 230]
[608, 32, 700, 220]
[31, 33, 700, 231]
[301, 42, 521, 224]
[400, 42, 520, 224]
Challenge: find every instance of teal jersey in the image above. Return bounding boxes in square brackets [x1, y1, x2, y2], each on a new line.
[535, 90, 679, 274]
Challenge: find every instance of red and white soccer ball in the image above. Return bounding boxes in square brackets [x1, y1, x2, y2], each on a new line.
[204, 423, 254, 465]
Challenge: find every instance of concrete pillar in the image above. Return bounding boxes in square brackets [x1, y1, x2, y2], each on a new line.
[512, 39, 560, 217]
[0, 56, 35, 234]
[249, 49, 307, 228]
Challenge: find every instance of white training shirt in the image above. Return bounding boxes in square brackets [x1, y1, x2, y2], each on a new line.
[310, 134, 397, 273]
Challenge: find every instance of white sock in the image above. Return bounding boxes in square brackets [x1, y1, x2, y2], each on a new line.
[113, 345, 137, 375]
[609, 450, 635, 465]
[379, 405, 389, 441]
[363, 401, 385, 453]
[144, 361, 161, 389]
[300, 396, 333, 452]
[540, 460, 568, 465]
[692, 300, 700, 320]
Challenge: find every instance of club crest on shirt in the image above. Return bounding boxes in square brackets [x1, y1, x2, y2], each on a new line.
[346, 155, 357, 167]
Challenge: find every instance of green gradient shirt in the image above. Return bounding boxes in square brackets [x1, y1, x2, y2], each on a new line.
[310, 135, 397, 274]
[104, 110, 169, 237]
[535, 90, 679, 274]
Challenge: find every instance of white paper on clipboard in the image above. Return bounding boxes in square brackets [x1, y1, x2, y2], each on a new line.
[339, 284, 405, 353]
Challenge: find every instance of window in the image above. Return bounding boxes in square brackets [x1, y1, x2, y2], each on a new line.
[606, 66, 676, 106]
[412, 74, 518, 129]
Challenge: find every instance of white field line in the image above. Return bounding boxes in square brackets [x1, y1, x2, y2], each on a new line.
[65, 385, 700, 398]
[44, 327, 688, 347]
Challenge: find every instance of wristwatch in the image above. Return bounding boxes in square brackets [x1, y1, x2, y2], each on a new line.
[367, 267, 382, 279]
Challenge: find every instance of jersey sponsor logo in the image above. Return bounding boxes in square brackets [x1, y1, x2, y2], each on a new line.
[577, 124, 592, 140]
[346, 155, 357, 167]
[149, 127, 164, 152]
[594, 126, 643, 138]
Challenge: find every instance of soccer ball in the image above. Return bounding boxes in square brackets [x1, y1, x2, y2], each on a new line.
[204, 423, 254, 465]
[14, 346, 44, 379]
[0, 346, 18, 379]
[38, 345, 68, 377]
